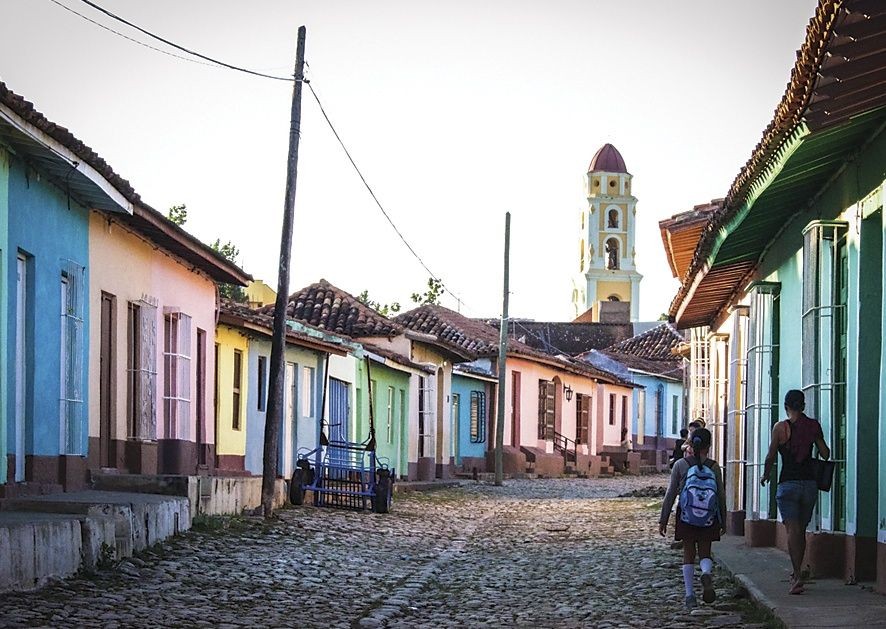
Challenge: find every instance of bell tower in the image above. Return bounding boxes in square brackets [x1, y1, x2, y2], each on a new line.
[571, 143, 643, 322]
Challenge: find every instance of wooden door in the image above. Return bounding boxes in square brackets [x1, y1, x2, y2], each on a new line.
[99, 293, 115, 467]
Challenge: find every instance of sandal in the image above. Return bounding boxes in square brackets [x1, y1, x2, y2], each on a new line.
[789, 577, 805, 595]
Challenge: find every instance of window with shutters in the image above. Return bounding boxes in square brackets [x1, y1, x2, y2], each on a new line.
[386, 386, 395, 444]
[128, 298, 157, 440]
[232, 349, 242, 430]
[163, 311, 192, 439]
[608, 393, 616, 425]
[575, 393, 590, 444]
[257, 356, 267, 411]
[302, 366, 315, 418]
[59, 261, 85, 454]
[470, 391, 486, 443]
[537, 380, 555, 439]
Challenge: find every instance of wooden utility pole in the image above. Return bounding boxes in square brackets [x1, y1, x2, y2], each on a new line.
[494, 212, 511, 486]
[262, 25, 307, 517]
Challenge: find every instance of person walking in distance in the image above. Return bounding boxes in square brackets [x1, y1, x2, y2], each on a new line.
[761, 389, 830, 595]
[659, 428, 726, 609]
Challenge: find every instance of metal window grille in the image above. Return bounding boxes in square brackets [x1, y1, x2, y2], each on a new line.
[671, 394, 679, 435]
[744, 283, 780, 520]
[418, 376, 435, 458]
[59, 260, 85, 455]
[689, 326, 711, 422]
[707, 333, 730, 462]
[801, 220, 848, 532]
[655, 385, 664, 435]
[725, 306, 749, 513]
[128, 297, 157, 440]
[163, 311, 192, 440]
[538, 380, 555, 439]
[470, 391, 486, 443]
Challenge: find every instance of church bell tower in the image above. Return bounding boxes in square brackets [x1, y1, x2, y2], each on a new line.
[572, 143, 643, 322]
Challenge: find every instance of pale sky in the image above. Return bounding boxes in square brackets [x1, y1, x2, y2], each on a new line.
[2, 0, 819, 321]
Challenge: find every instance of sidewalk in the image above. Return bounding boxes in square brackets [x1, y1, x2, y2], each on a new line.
[715, 534, 886, 628]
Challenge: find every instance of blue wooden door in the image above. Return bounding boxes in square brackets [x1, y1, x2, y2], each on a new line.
[328, 378, 350, 443]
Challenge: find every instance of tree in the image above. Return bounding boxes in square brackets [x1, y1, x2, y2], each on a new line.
[357, 290, 401, 316]
[167, 204, 188, 226]
[411, 277, 444, 306]
[211, 239, 247, 302]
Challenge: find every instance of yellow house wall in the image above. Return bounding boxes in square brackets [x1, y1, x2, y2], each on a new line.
[87, 211, 218, 446]
[596, 280, 631, 302]
[215, 325, 249, 456]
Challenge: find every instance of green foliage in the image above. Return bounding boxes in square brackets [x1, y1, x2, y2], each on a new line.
[410, 277, 444, 306]
[357, 290, 401, 316]
[657, 312, 670, 322]
[167, 204, 188, 226]
[210, 238, 247, 302]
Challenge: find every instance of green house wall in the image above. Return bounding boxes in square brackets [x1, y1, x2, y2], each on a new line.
[356, 360, 410, 479]
[755, 129, 886, 539]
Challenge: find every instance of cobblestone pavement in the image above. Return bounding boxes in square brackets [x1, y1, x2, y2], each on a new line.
[0, 475, 772, 628]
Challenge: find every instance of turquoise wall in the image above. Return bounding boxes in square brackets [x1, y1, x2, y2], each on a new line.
[356, 360, 409, 477]
[631, 374, 683, 441]
[451, 373, 490, 464]
[6, 157, 90, 465]
[755, 130, 886, 534]
[0, 148, 9, 484]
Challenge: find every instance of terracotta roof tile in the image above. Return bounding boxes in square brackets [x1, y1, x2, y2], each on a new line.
[218, 299, 350, 353]
[260, 279, 402, 338]
[602, 323, 685, 361]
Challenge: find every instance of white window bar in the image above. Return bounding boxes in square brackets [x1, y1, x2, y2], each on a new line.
[128, 297, 158, 441]
[801, 220, 848, 532]
[163, 311, 192, 441]
[744, 283, 780, 520]
[418, 376, 435, 458]
[725, 306, 749, 513]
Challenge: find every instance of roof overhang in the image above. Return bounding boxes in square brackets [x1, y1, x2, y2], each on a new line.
[0, 103, 133, 215]
[218, 311, 350, 356]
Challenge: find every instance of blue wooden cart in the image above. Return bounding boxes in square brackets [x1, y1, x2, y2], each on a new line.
[289, 356, 393, 512]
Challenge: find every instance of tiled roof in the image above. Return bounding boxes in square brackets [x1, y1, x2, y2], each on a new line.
[361, 342, 434, 374]
[396, 305, 501, 358]
[398, 305, 632, 385]
[600, 352, 683, 381]
[218, 299, 350, 354]
[260, 279, 402, 338]
[484, 320, 636, 356]
[0, 81, 250, 286]
[602, 323, 685, 361]
[658, 199, 723, 279]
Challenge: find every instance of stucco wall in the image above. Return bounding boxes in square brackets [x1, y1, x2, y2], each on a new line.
[0, 148, 8, 483]
[215, 325, 248, 457]
[451, 374, 490, 464]
[87, 211, 217, 448]
[7, 158, 90, 462]
[356, 360, 410, 476]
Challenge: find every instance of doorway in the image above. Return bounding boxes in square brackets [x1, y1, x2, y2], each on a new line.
[99, 292, 116, 468]
[14, 255, 28, 481]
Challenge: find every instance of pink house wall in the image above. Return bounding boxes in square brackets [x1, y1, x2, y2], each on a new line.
[87, 211, 218, 474]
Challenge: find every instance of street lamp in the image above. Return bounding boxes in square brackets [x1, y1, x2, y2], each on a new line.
[564, 385, 573, 402]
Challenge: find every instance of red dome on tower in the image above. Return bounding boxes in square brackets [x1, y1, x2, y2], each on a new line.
[588, 143, 628, 174]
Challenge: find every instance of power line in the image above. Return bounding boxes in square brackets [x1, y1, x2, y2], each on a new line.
[48, 0, 218, 69]
[50, 0, 470, 312]
[72, 0, 295, 82]
[305, 77, 468, 311]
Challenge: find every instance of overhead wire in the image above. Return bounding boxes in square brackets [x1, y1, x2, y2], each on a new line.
[50, 0, 472, 313]
[73, 0, 295, 82]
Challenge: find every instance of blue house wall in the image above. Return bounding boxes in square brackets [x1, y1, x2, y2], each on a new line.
[451, 373, 490, 466]
[631, 374, 683, 446]
[0, 149, 9, 485]
[6, 156, 90, 484]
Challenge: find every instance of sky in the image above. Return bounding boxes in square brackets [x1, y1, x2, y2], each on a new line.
[1, 0, 819, 322]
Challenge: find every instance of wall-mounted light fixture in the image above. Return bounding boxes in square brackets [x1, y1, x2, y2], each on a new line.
[564, 385, 573, 402]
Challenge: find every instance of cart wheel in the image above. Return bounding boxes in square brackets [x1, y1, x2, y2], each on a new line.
[373, 475, 393, 514]
[289, 468, 305, 505]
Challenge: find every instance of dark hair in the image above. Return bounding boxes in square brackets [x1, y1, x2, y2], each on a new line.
[784, 389, 805, 412]
[691, 428, 712, 470]
[679, 428, 688, 438]
[688, 419, 703, 429]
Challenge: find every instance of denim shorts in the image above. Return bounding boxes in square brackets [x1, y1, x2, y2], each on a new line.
[776, 480, 818, 526]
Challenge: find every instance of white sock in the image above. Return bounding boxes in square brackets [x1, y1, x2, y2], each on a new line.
[700, 558, 713, 575]
[682, 564, 695, 597]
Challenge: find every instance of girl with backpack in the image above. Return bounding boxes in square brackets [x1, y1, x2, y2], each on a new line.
[659, 428, 726, 609]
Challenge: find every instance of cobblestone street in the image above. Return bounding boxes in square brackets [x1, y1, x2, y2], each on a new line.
[0, 475, 773, 628]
